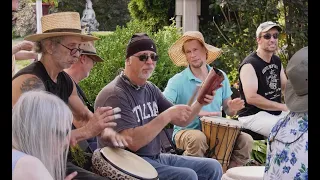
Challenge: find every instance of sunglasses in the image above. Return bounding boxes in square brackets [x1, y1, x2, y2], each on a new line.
[133, 54, 159, 62]
[260, 33, 279, 40]
[58, 42, 83, 56]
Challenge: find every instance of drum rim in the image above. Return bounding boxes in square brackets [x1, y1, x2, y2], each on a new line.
[99, 149, 159, 180]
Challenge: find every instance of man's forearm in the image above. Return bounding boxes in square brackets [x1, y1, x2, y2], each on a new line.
[171, 101, 203, 127]
[122, 114, 171, 152]
[70, 127, 90, 146]
[247, 94, 285, 111]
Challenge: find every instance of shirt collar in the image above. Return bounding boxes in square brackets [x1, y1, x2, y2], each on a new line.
[186, 64, 212, 82]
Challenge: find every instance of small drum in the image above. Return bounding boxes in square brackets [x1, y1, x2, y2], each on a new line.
[200, 116, 242, 172]
[221, 166, 265, 180]
[92, 147, 158, 180]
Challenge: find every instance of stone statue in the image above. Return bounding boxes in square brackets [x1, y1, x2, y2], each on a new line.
[81, 0, 99, 33]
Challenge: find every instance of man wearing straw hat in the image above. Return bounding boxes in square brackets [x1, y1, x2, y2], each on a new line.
[12, 12, 127, 179]
[163, 31, 253, 169]
[95, 32, 223, 180]
[237, 21, 289, 137]
[264, 46, 308, 180]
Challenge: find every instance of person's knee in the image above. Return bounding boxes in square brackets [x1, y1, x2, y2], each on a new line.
[186, 130, 207, 146]
[202, 159, 223, 178]
[178, 168, 198, 180]
[239, 132, 254, 148]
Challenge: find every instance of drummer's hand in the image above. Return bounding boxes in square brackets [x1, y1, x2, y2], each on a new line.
[227, 98, 245, 112]
[201, 88, 220, 105]
[165, 105, 192, 126]
[65, 171, 77, 180]
[84, 107, 121, 139]
[100, 128, 131, 148]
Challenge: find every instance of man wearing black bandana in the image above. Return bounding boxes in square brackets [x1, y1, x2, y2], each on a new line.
[95, 33, 223, 180]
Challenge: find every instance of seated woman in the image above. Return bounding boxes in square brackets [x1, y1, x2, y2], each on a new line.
[12, 91, 77, 180]
[264, 47, 308, 180]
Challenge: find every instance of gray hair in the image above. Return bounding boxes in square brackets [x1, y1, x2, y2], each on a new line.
[34, 36, 64, 54]
[12, 90, 73, 180]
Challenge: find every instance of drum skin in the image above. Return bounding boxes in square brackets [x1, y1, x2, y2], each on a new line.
[200, 116, 242, 172]
[92, 147, 159, 180]
[221, 166, 265, 180]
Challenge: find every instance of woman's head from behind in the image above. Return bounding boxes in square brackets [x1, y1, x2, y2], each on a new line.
[12, 90, 73, 180]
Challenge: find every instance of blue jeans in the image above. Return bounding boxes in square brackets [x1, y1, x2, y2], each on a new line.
[142, 153, 222, 180]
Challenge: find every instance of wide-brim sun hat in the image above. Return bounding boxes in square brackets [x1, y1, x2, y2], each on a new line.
[24, 12, 99, 42]
[168, 31, 222, 67]
[284, 46, 308, 112]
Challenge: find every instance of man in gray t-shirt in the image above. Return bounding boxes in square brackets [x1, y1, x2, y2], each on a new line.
[95, 33, 223, 180]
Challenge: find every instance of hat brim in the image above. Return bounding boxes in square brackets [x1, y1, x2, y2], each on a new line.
[262, 25, 282, 33]
[83, 53, 104, 62]
[168, 35, 222, 67]
[284, 80, 308, 112]
[24, 32, 99, 42]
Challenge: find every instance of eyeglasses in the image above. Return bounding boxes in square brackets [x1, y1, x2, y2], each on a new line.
[133, 54, 159, 62]
[260, 33, 279, 40]
[58, 42, 83, 56]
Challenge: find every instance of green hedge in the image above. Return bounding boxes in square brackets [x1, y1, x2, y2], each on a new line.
[79, 20, 185, 103]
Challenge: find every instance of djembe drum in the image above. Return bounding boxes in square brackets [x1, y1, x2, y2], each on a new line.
[221, 166, 265, 180]
[200, 116, 242, 172]
[92, 147, 159, 180]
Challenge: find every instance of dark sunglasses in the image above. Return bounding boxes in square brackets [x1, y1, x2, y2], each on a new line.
[261, 33, 279, 40]
[58, 42, 83, 56]
[133, 54, 159, 62]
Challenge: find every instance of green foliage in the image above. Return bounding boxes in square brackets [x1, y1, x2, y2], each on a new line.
[128, 0, 175, 32]
[251, 140, 267, 165]
[79, 20, 184, 103]
[57, 0, 131, 31]
[199, 0, 308, 84]
[13, 0, 36, 37]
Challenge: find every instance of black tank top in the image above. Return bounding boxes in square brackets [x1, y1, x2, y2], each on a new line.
[238, 52, 282, 116]
[12, 61, 73, 104]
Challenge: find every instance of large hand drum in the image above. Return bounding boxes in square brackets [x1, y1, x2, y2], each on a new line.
[221, 166, 265, 180]
[92, 147, 159, 180]
[200, 116, 242, 172]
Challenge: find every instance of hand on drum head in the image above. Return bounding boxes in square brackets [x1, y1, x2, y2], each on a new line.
[84, 106, 121, 139]
[65, 171, 77, 180]
[227, 98, 245, 112]
[100, 128, 131, 148]
[165, 105, 192, 127]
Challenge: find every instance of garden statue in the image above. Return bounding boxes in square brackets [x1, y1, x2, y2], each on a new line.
[81, 0, 99, 33]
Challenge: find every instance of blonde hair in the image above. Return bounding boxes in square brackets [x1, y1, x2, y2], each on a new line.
[12, 90, 73, 180]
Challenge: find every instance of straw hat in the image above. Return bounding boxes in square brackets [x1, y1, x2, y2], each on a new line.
[80, 41, 104, 62]
[24, 12, 99, 42]
[168, 31, 222, 67]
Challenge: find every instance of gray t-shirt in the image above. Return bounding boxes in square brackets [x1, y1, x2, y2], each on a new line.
[95, 73, 173, 157]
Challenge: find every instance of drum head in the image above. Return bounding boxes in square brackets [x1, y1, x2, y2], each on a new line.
[225, 166, 265, 180]
[200, 116, 243, 128]
[100, 147, 158, 179]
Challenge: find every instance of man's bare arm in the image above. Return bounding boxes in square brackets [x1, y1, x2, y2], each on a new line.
[68, 81, 93, 128]
[12, 74, 45, 107]
[240, 64, 287, 111]
[15, 51, 38, 61]
[280, 63, 287, 93]
[119, 105, 192, 152]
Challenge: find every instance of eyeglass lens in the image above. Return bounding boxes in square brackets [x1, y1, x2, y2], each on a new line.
[137, 54, 159, 62]
[262, 33, 279, 40]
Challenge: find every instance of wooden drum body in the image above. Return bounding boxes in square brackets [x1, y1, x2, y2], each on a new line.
[92, 147, 158, 180]
[200, 116, 242, 172]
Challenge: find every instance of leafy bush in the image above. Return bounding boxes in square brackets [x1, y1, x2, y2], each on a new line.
[79, 20, 185, 103]
[251, 140, 267, 165]
[13, 0, 36, 37]
[128, 0, 175, 32]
